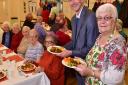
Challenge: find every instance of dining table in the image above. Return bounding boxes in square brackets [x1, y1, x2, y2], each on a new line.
[0, 44, 50, 85]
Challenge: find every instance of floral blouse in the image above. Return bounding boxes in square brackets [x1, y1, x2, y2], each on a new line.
[85, 35, 127, 85]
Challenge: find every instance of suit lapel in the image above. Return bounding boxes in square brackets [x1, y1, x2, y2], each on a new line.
[76, 18, 83, 39]
[75, 6, 88, 40]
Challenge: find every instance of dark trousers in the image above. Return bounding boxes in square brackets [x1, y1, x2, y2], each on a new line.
[64, 67, 77, 85]
[76, 73, 85, 85]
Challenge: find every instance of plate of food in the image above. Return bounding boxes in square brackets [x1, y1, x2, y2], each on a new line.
[47, 46, 65, 54]
[62, 57, 86, 68]
[18, 63, 36, 72]
[0, 71, 6, 80]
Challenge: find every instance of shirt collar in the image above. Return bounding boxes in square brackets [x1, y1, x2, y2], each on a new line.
[76, 7, 83, 19]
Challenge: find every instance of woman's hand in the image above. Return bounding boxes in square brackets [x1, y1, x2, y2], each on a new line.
[74, 64, 93, 77]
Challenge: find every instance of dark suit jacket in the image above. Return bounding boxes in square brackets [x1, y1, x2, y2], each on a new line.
[65, 6, 99, 59]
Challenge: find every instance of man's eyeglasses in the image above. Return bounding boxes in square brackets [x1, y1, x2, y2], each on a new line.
[97, 16, 113, 21]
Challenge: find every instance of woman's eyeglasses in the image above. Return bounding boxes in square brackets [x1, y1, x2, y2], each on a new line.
[97, 16, 113, 21]
[44, 41, 55, 44]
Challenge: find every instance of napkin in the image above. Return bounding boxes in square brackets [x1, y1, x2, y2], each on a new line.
[5, 55, 24, 62]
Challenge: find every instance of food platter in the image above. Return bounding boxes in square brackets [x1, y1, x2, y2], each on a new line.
[62, 57, 86, 68]
[18, 63, 36, 72]
[0, 71, 6, 80]
[47, 46, 65, 55]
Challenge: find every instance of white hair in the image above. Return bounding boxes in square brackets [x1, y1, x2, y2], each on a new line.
[12, 23, 21, 30]
[22, 26, 30, 31]
[96, 3, 118, 20]
[29, 29, 39, 38]
[116, 19, 123, 31]
[2, 21, 10, 28]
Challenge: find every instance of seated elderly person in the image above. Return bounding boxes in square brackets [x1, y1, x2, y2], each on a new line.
[10, 23, 23, 52]
[74, 4, 127, 85]
[58, 11, 72, 30]
[38, 33, 64, 85]
[34, 16, 46, 43]
[25, 29, 44, 61]
[17, 26, 30, 56]
[55, 18, 71, 46]
[50, 16, 61, 32]
[1, 21, 12, 48]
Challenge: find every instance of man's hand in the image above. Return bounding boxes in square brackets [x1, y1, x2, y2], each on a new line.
[55, 49, 72, 58]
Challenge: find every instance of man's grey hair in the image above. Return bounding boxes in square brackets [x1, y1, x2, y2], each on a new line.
[96, 3, 118, 20]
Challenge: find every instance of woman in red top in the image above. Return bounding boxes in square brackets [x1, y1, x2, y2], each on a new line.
[38, 33, 64, 85]
[10, 23, 23, 52]
[42, 6, 50, 23]
[55, 19, 71, 46]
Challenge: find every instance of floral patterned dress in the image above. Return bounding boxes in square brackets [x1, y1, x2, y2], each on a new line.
[85, 34, 127, 85]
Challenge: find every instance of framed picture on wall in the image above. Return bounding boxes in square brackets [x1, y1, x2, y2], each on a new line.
[28, 1, 37, 13]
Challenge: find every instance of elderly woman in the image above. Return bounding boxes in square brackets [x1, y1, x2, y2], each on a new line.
[55, 18, 71, 46]
[38, 33, 64, 85]
[25, 29, 44, 61]
[1, 21, 12, 48]
[34, 16, 46, 43]
[17, 26, 30, 56]
[10, 23, 23, 52]
[74, 4, 127, 85]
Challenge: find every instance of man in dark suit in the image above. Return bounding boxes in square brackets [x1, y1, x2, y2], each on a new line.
[56, 0, 99, 85]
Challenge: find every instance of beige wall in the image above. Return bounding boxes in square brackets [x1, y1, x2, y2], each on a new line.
[62, 2, 74, 20]
[0, 0, 90, 25]
[0, 0, 116, 26]
[0, 0, 9, 24]
[62, 0, 116, 19]
[0, 0, 40, 26]
[62, 0, 95, 20]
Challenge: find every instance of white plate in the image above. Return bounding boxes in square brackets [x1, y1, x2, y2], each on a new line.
[18, 63, 36, 72]
[47, 46, 65, 55]
[62, 59, 76, 68]
[62, 58, 86, 68]
[0, 46, 8, 51]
